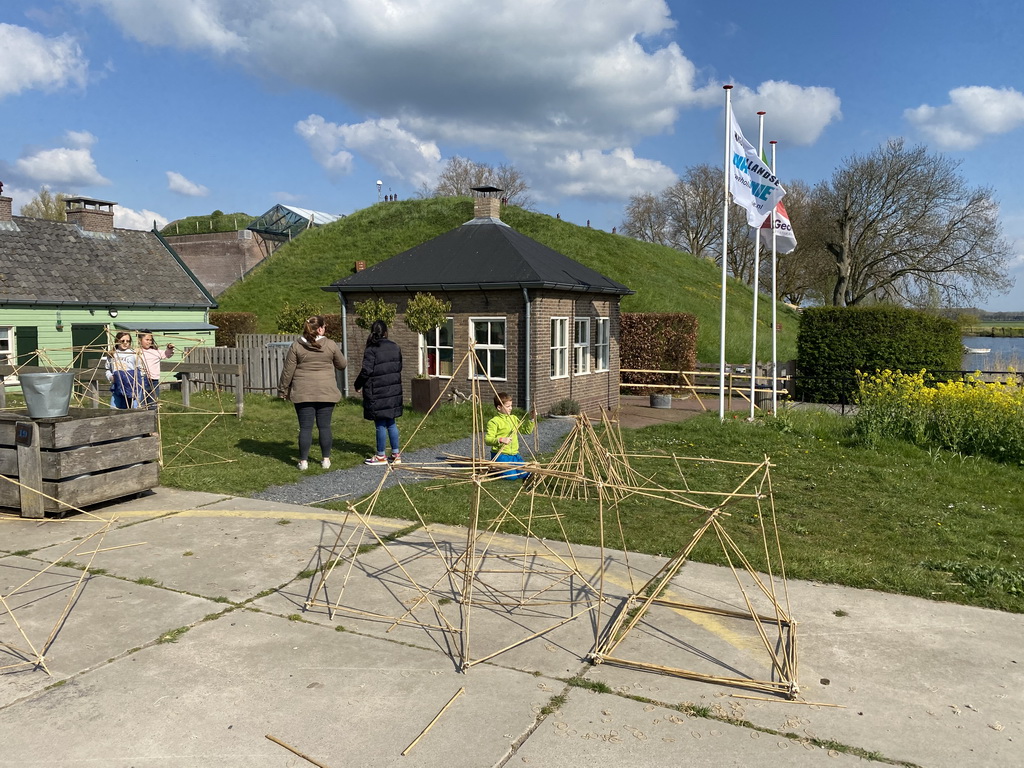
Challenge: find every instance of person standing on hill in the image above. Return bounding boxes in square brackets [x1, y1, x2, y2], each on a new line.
[354, 320, 403, 465]
[277, 315, 348, 471]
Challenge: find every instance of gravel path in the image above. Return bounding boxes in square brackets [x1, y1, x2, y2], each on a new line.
[253, 417, 577, 506]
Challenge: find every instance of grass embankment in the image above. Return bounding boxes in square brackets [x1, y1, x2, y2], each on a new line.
[160, 211, 254, 236]
[215, 196, 799, 363]
[156, 392, 1024, 614]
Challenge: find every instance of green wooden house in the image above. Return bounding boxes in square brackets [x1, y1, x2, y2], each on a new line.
[0, 194, 217, 379]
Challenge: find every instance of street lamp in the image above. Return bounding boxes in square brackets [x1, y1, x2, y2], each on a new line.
[376, 180, 383, 202]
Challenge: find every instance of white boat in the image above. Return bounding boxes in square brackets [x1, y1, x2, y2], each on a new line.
[965, 347, 991, 354]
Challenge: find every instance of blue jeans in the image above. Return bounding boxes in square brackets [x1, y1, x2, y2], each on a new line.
[142, 378, 160, 410]
[374, 417, 399, 456]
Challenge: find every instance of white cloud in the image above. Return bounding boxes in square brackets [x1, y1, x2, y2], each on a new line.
[296, 115, 441, 187]
[540, 148, 678, 200]
[13, 145, 110, 187]
[64, 130, 98, 149]
[166, 171, 210, 197]
[86, 0, 841, 203]
[0, 23, 88, 99]
[730, 81, 842, 146]
[115, 205, 168, 231]
[77, 0, 245, 54]
[905, 86, 1024, 149]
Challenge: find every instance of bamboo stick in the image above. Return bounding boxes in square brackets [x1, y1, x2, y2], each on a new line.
[402, 687, 466, 755]
[264, 734, 332, 767]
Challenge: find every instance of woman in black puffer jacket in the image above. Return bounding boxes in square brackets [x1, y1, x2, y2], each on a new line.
[353, 320, 403, 465]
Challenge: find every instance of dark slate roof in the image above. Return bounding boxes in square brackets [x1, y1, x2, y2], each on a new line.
[324, 218, 633, 296]
[0, 216, 215, 308]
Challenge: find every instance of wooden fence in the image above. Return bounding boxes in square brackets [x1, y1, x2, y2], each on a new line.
[182, 345, 290, 396]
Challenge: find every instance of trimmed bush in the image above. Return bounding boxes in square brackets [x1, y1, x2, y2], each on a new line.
[797, 306, 962, 403]
[620, 313, 698, 392]
[209, 311, 257, 347]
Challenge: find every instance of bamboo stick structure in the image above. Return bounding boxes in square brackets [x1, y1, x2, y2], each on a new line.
[304, 346, 799, 697]
[305, 347, 608, 671]
[1, 514, 116, 674]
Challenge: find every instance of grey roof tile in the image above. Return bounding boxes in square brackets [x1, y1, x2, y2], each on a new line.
[0, 217, 214, 307]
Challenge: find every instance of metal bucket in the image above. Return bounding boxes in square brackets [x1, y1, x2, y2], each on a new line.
[20, 372, 75, 419]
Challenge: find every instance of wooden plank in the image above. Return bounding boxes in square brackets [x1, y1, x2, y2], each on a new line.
[51, 462, 160, 511]
[15, 421, 44, 519]
[0, 462, 160, 513]
[43, 410, 157, 450]
[43, 436, 160, 478]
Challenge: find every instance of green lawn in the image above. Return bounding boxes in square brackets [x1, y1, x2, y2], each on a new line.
[149, 392, 1023, 613]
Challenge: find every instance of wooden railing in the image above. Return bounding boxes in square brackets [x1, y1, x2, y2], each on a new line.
[620, 367, 793, 410]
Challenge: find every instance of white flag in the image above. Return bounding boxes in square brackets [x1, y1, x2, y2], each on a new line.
[752, 201, 798, 254]
[729, 113, 786, 227]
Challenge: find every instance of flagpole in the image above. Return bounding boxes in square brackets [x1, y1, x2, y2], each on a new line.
[769, 140, 779, 415]
[719, 85, 733, 421]
[748, 111, 765, 420]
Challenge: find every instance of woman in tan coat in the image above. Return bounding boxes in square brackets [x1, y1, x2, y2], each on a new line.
[277, 315, 347, 470]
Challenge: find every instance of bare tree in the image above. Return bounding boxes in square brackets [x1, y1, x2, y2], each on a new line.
[433, 156, 533, 207]
[20, 187, 68, 221]
[805, 139, 1012, 307]
[620, 192, 670, 245]
[758, 179, 834, 305]
[664, 164, 722, 258]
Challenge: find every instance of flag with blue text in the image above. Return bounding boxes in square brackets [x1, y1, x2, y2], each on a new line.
[729, 113, 786, 226]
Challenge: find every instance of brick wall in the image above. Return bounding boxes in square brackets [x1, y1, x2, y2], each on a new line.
[339, 288, 622, 416]
[165, 231, 268, 296]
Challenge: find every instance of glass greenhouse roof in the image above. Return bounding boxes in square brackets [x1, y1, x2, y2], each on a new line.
[247, 204, 342, 239]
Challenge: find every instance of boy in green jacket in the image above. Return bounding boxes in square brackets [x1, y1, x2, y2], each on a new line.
[484, 392, 538, 479]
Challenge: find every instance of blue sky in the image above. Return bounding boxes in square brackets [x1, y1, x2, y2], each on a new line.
[2, 0, 1023, 310]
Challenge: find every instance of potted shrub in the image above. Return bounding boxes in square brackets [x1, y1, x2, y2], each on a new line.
[403, 292, 451, 413]
[548, 397, 580, 419]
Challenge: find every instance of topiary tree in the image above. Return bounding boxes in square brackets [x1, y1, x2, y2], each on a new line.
[353, 297, 397, 331]
[276, 300, 327, 334]
[403, 292, 451, 375]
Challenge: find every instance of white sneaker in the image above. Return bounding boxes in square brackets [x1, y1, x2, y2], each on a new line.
[297, 460, 308, 471]
[321, 458, 331, 470]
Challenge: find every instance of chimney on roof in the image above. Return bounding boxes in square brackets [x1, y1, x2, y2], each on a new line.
[471, 185, 503, 220]
[65, 196, 115, 234]
[0, 179, 11, 222]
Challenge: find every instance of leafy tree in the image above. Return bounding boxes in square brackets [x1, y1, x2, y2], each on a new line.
[20, 187, 68, 221]
[433, 156, 533, 208]
[276, 300, 327, 333]
[804, 139, 1012, 307]
[353, 297, 397, 331]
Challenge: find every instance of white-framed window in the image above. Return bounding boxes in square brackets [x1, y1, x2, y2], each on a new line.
[470, 317, 506, 380]
[595, 317, 610, 372]
[421, 318, 455, 377]
[0, 327, 12, 364]
[550, 317, 569, 379]
[573, 317, 591, 375]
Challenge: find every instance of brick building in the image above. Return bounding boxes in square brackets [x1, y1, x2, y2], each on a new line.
[324, 197, 633, 414]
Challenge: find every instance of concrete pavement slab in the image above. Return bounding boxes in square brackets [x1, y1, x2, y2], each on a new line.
[0, 608, 556, 768]
[583, 561, 1023, 768]
[0, 488, 232, 554]
[30, 513, 347, 603]
[257, 521, 625, 678]
[1, 557, 217, 708]
[515, 686, 867, 767]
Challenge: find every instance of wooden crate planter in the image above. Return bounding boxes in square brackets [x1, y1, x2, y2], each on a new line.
[0, 409, 159, 518]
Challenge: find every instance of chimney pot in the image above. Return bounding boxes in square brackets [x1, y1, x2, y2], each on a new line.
[65, 196, 116, 234]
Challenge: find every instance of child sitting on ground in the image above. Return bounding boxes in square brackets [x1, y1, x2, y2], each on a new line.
[484, 392, 538, 479]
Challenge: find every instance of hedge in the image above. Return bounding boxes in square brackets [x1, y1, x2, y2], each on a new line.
[620, 312, 698, 392]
